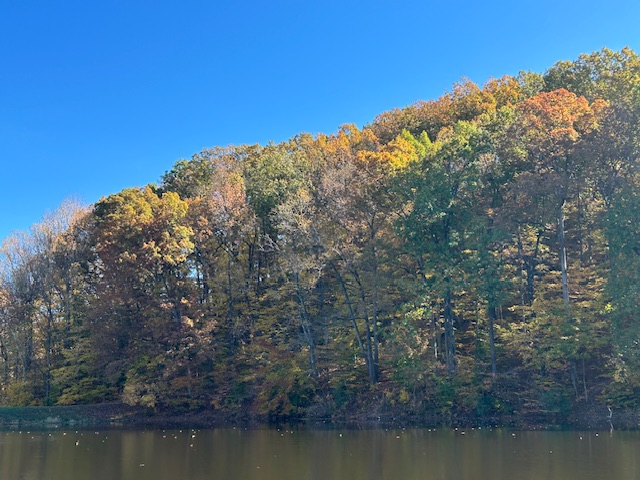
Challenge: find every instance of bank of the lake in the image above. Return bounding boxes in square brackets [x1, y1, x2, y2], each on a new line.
[0, 401, 637, 431]
[0, 404, 147, 429]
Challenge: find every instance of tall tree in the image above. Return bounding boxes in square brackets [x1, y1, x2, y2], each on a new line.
[400, 121, 485, 374]
[89, 187, 194, 406]
[506, 89, 606, 314]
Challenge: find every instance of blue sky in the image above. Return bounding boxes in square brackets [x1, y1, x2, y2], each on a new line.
[1, 0, 638, 242]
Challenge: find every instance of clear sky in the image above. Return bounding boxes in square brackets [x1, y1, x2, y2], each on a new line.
[1, 0, 638, 242]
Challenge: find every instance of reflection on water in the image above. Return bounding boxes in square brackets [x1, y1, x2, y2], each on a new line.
[0, 426, 638, 480]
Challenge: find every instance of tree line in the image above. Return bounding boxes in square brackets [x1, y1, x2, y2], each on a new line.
[1, 47, 639, 422]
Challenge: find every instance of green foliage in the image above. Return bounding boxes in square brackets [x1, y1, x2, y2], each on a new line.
[3, 381, 39, 407]
[56, 379, 112, 406]
[255, 355, 317, 418]
[161, 153, 217, 199]
[243, 143, 309, 230]
[52, 332, 117, 405]
[121, 356, 164, 409]
[605, 182, 640, 403]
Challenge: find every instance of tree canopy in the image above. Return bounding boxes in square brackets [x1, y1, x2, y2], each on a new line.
[1, 47, 639, 423]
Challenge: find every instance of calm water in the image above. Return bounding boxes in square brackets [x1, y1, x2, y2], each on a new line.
[1, 426, 638, 480]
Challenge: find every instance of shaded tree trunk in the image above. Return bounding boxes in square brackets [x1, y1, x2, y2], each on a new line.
[294, 271, 318, 377]
[443, 285, 456, 375]
[557, 200, 570, 313]
[487, 303, 497, 377]
[331, 261, 378, 384]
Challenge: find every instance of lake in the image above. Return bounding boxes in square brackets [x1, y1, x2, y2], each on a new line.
[1, 426, 638, 479]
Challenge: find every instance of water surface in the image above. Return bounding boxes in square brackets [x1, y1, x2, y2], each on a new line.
[1, 427, 637, 480]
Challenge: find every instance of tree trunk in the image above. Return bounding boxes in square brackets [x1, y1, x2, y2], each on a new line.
[0, 339, 8, 386]
[488, 303, 497, 377]
[227, 248, 234, 325]
[331, 262, 377, 383]
[517, 226, 542, 306]
[294, 271, 318, 377]
[557, 201, 570, 314]
[443, 285, 456, 375]
[370, 242, 380, 374]
[44, 298, 54, 405]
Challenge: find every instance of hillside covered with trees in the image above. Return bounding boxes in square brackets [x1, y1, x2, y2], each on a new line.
[1, 48, 639, 425]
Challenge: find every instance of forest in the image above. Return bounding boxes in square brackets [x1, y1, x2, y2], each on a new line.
[1, 47, 639, 424]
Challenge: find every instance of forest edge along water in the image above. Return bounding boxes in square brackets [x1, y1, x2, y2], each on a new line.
[0, 402, 637, 431]
[3, 48, 640, 433]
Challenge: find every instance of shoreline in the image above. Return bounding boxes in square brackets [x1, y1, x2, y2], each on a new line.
[0, 403, 635, 431]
